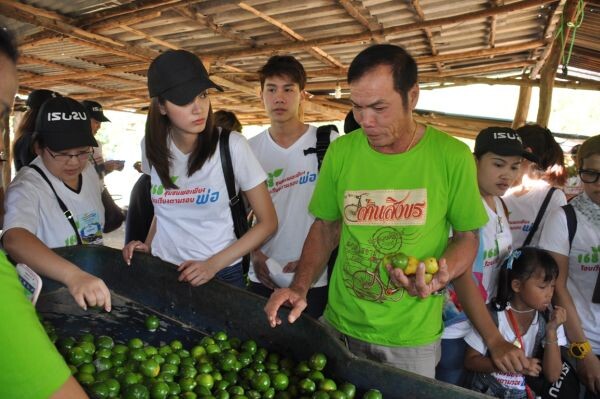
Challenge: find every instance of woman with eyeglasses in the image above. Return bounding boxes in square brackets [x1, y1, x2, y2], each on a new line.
[2, 96, 111, 312]
[437, 127, 533, 386]
[539, 135, 600, 398]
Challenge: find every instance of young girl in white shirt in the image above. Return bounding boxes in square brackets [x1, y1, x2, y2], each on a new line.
[465, 247, 567, 399]
[122, 50, 277, 288]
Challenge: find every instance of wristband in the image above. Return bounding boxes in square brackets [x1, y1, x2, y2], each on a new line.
[568, 340, 592, 359]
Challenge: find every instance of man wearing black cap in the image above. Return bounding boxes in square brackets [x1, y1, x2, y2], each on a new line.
[82, 99, 124, 176]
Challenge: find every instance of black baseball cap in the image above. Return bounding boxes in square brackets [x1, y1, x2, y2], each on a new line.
[26, 89, 61, 109]
[474, 127, 538, 162]
[82, 100, 110, 122]
[147, 50, 223, 106]
[35, 97, 98, 152]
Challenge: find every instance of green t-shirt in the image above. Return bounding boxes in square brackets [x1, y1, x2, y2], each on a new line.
[0, 252, 71, 398]
[310, 126, 488, 346]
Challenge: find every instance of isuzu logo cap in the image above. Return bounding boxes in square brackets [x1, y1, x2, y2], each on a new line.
[35, 97, 98, 152]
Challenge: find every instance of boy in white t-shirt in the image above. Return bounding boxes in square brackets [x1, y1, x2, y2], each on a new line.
[248, 55, 338, 318]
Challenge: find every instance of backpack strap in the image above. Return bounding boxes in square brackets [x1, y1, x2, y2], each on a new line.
[498, 197, 510, 223]
[562, 204, 577, 251]
[28, 164, 83, 245]
[219, 129, 250, 274]
[522, 187, 557, 246]
[303, 125, 335, 171]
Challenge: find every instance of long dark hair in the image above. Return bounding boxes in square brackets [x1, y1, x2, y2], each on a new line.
[516, 124, 567, 186]
[145, 97, 218, 190]
[492, 247, 559, 311]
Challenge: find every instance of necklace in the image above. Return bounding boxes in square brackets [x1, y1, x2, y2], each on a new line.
[507, 302, 535, 314]
[402, 121, 418, 152]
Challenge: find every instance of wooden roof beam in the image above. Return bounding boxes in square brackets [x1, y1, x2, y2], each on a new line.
[487, 0, 502, 48]
[418, 75, 600, 90]
[421, 60, 535, 78]
[175, 6, 255, 47]
[410, 0, 443, 74]
[206, 0, 558, 59]
[0, 3, 159, 62]
[530, 0, 564, 78]
[337, 0, 385, 43]
[118, 25, 180, 50]
[416, 39, 546, 64]
[237, 2, 345, 69]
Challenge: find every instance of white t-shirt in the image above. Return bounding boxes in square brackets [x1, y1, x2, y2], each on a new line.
[538, 205, 600, 354]
[248, 126, 338, 287]
[443, 196, 512, 338]
[503, 183, 566, 247]
[150, 131, 266, 267]
[2, 157, 104, 247]
[466, 310, 567, 391]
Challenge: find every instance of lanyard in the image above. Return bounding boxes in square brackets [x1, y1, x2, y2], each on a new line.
[506, 309, 535, 399]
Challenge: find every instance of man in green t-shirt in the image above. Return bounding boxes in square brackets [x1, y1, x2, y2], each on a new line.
[265, 44, 529, 378]
[0, 27, 88, 399]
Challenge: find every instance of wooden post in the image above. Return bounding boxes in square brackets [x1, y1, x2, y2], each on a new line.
[536, 0, 580, 127]
[513, 78, 532, 128]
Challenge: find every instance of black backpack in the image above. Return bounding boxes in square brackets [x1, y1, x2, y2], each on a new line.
[303, 125, 338, 282]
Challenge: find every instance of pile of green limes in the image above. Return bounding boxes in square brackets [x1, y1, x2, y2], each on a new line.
[46, 317, 383, 399]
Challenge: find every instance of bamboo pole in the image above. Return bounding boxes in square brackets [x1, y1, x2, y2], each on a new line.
[537, 0, 579, 126]
[513, 75, 533, 128]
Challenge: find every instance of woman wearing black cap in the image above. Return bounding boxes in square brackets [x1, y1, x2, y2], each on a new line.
[122, 50, 277, 288]
[2, 96, 112, 312]
[12, 88, 61, 171]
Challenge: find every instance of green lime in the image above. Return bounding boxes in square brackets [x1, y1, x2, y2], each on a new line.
[111, 352, 127, 367]
[58, 336, 76, 353]
[319, 378, 337, 392]
[94, 357, 113, 373]
[254, 348, 268, 363]
[123, 383, 150, 399]
[339, 383, 356, 399]
[80, 332, 95, 343]
[213, 331, 228, 341]
[241, 340, 257, 355]
[312, 391, 330, 399]
[206, 343, 221, 355]
[157, 345, 172, 357]
[196, 372, 214, 390]
[90, 381, 110, 398]
[68, 347, 87, 366]
[145, 315, 160, 332]
[251, 372, 270, 392]
[79, 362, 96, 375]
[308, 353, 327, 371]
[180, 365, 197, 379]
[140, 359, 160, 378]
[271, 372, 289, 391]
[130, 348, 147, 362]
[298, 378, 316, 394]
[191, 345, 206, 359]
[144, 345, 158, 357]
[362, 389, 382, 399]
[180, 356, 196, 368]
[169, 340, 183, 351]
[96, 335, 115, 350]
[128, 338, 144, 350]
[200, 336, 215, 347]
[228, 385, 245, 395]
[150, 381, 170, 399]
[219, 353, 237, 371]
[113, 344, 129, 355]
[181, 392, 197, 399]
[330, 391, 348, 399]
[121, 371, 142, 386]
[179, 377, 197, 392]
[308, 370, 325, 382]
[96, 347, 112, 359]
[76, 371, 95, 386]
[79, 341, 96, 356]
[164, 353, 180, 366]
[294, 361, 311, 377]
[167, 381, 181, 395]
[161, 363, 178, 376]
[105, 378, 121, 398]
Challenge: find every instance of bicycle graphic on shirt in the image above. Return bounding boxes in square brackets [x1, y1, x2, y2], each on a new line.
[343, 193, 370, 223]
[342, 227, 417, 303]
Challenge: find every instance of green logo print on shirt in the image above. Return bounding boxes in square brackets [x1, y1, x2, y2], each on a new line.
[578, 245, 600, 264]
[151, 176, 179, 195]
[266, 169, 284, 188]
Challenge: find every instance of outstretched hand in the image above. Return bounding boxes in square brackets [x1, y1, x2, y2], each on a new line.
[64, 269, 111, 312]
[386, 258, 450, 298]
[264, 287, 307, 328]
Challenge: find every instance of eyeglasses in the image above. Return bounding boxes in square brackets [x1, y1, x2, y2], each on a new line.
[579, 169, 600, 184]
[45, 148, 93, 162]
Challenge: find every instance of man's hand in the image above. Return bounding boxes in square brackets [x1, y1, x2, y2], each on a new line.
[64, 269, 112, 312]
[578, 352, 600, 394]
[386, 258, 450, 298]
[488, 337, 530, 373]
[177, 260, 219, 286]
[264, 287, 307, 328]
[252, 250, 277, 290]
